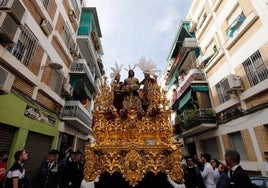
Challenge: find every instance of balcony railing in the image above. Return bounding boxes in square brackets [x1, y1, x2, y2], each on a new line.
[173, 108, 216, 135]
[183, 108, 216, 128]
[69, 59, 95, 85]
[177, 68, 207, 96]
[61, 100, 93, 133]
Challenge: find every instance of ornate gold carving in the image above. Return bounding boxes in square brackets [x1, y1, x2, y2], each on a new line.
[84, 78, 184, 186]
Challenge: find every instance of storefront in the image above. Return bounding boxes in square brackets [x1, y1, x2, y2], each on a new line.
[0, 92, 60, 178]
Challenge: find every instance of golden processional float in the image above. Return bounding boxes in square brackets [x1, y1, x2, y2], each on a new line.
[83, 73, 184, 186]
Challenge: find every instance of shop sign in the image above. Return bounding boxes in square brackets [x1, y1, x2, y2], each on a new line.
[24, 105, 56, 126]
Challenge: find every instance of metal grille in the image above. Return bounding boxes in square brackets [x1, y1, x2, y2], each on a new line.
[0, 123, 17, 152]
[42, 0, 51, 9]
[242, 50, 268, 87]
[216, 81, 230, 104]
[24, 131, 52, 179]
[8, 25, 38, 68]
[49, 69, 64, 95]
[62, 22, 72, 48]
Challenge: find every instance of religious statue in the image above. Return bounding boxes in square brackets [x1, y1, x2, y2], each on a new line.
[110, 62, 124, 113]
[140, 71, 156, 111]
[136, 57, 160, 111]
[123, 66, 140, 97]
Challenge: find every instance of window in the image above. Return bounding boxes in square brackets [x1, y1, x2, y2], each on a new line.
[70, 0, 78, 12]
[62, 22, 72, 49]
[226, 5, 245, 37]
[216, 81, 230, 104]
[229, 132, 247, 160]
[242, 51, 268, 87]
[49, 69, 64, 95]
[7, 26, 38, 68]
[202, 137, 219, 159]
[42, 0, 51, 10]
[13, 41, 26, 62]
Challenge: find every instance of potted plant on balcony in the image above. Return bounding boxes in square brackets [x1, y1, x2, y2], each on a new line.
[204, 108, 216, 118]
[185, 109, 196, 123]
[173, 115, 184, 134]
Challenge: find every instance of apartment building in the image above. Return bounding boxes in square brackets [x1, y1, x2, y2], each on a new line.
[0, 0, 104, 178]
[162, 0, 268, 176]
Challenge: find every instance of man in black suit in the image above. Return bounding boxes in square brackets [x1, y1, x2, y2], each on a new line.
[59, 151, 84, 188]
[224, 149, 254, 188]
[31, 149, 61, 188]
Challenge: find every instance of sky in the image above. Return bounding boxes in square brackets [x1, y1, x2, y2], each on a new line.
[85, 0, 193, 83]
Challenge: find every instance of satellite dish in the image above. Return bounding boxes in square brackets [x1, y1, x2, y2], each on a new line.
[42, 63, 63, 70]
[48, 63, 63, 69]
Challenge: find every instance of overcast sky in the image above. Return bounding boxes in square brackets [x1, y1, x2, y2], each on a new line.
[85, 0, 193, 82]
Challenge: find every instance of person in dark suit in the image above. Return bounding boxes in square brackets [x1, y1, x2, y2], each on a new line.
[31, 149, 61, 188]
[59, 151, 84, 188]
[224, 149, 254, 188]
[216, 162, 229, 188]
[184, 157, 206, 188]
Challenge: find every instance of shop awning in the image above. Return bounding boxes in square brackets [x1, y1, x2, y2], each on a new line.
[84, 83, 92, 98]
[168, 75, 178, 90]
[191, 85, 208, 92]
[179, 89, 192, 110]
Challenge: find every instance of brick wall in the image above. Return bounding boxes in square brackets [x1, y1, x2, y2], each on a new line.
[221, 134, 232, 152]
[48, 1, 57, 20]
[22, 0, 43, 24]
[260, 42, 268, 67]
[29, 44, 44, 76]
[41, 58, 53, 84]
[245, 90, 268, 109]
[54, 13, 73, 67]
[216, 136, 224, 160]
[254, 125, 268, 160]
[241, 129, 257, 161]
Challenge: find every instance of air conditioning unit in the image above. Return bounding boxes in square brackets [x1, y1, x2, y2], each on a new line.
[68, 9, 76, 23]
[0, 12, 21, 45]
[222, 74, 242, 93]
[69, 43, 79, 56]
[41, 19, 53, 36]
[0, 66, 15, 94]
[0, 0, 26, 25]
[61, 83, 73, 97]
[183, 38, 198, 48]
[189, 21, 197, 32]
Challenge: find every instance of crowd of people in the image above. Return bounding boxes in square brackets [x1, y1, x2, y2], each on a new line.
[0, 148, 267, 188]
[0, 148, 85, 188]
[181, 150, 260, 188]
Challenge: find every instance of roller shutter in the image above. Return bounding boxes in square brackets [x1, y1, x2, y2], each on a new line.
[0, 123, 17, 153]
[24, 131, 52, 179]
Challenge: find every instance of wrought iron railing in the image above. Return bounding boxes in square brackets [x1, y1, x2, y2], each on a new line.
[173, 108, 216, 134]
[62, 100, 93, 127]
[69, 60, 95, 84]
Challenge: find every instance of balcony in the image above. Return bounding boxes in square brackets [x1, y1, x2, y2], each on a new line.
[173, 108, 217, 138]
[61, 100, 93, 134]
[166, 38, 199, 85]
[77, 7, 103, 79]
[177, 68, 207, 96]
[69, 59, 95, 89]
